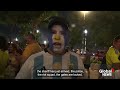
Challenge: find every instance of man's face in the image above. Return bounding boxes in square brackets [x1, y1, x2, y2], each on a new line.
[51, 25, 65, 53]
[115, 39, 120, 50]
[25, 36, 31, 44]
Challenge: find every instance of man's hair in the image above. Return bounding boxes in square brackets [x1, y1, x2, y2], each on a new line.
[11, 43, 18, 51]
[113, 35, 120, 42]
[48, 16, 69, 31]
[27, 34, 35, 40]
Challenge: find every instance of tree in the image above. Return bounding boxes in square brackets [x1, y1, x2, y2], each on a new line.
[0, 11, 58, 44]
[86, 11, 120, 49]
[60, 11, 120, 50]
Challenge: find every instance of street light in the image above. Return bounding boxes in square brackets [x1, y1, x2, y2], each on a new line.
[15, 37, 18, 41]
[44, 40, 47, 45]
[80, 11, 90, 54]
[84, 29, 88, 36]
[81, 11, 89, 20]
[84, 29, 88, 53]
[36, 30, 40, 33]
[80, 11, 90, 28]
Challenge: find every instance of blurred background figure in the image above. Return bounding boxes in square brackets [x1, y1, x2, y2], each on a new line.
[106, 35, 120, 79]
[76, 49, 81, 55]
[0, 36, 9, 79]
[65, 46, 71, 52]
[44, 44, 50, 53]
[40, 44, 46, 51]
[17, 34, 42, 65]
[5, 43, 22, 79]
[82, 49, 91, 79]
[84, 49, 91, 70]
[40, 44, 49, 53]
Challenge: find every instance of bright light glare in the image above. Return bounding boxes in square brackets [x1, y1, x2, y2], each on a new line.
[71, 24, 76, 28]
[15, 38, 18, 41]
[36, 30, 40, 33]
[44, 41, 47, 45]
[81, 11, 89, 14]
[84, 29, 88, 34]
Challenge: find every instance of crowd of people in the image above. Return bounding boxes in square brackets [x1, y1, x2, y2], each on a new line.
[0, 34, 43, 79]
[0, 16, 120, 79]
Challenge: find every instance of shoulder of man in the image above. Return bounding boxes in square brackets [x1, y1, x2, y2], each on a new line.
[109, 46, 119, 55]
[24, 51, 46, 65]
[107, 46, 115, 54]
[20, 51, 46, 71]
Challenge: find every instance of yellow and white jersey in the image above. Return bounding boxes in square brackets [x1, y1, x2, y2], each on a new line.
[16, 51, 85, 79]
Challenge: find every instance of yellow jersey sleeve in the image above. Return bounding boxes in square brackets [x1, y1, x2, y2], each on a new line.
[107, 47, 120, 63]
[0, 50, 9, 76]
[22, 45, 33, 60]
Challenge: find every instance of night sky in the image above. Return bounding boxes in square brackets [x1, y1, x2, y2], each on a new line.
[0, 24, 20, 40]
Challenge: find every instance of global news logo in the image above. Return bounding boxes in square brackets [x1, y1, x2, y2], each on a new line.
[99, 68, 115, 77]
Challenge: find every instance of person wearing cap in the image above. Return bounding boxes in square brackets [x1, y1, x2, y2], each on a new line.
[15, 16, 85, 79]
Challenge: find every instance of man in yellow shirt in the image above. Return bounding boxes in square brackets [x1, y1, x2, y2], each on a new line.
[21, 34, 42, 64]
[0, 36, 9, 79]
[106, 35, 120, 69]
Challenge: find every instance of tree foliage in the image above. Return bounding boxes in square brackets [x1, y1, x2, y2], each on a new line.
[66, 11, 120, 50]
[1, 11, 120, 50]
[0, 11, 58, 48]
[86, 11, 120, 49]
[0, 11, 58, 35]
